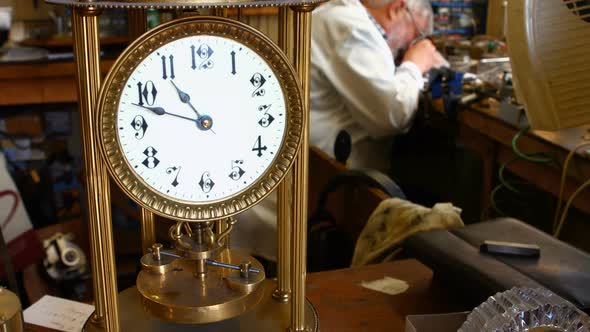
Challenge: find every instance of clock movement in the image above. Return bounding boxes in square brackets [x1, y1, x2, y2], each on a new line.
[44, 1, 322, 331]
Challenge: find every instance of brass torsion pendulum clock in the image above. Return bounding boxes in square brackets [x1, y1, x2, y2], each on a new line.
[44, 0, 322, 331]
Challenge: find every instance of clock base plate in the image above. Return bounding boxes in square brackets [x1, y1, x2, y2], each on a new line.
[83, 280, 319, 332]
[137, 249, 266, 324]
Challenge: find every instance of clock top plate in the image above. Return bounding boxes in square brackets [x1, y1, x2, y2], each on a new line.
[45, 0, 325, 9]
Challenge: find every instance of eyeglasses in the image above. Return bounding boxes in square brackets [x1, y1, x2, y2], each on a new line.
[406, 7, 428, 45]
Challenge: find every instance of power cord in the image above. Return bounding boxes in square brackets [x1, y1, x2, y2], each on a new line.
[487, 125, 555, 218]
[511, 126, 553, 164]
[552, 141, 590, 238]
[554, 178, 590, 238]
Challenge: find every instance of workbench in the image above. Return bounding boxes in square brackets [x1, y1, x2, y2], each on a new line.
[455, 99, 590, 217]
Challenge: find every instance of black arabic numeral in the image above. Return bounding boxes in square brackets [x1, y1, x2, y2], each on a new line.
[193, 44, 214, 70]
[228, 160, 245, 181]
[252, 136, 267, 157]
[258, 104, 275, 128]
[131, 115, 148, 139]
[250, 73, 266, 97]
[137, 80, 157, 106]
[142, 146, 160, 169]
[199, 172, 215, 193]
[166, 166, 181, 187]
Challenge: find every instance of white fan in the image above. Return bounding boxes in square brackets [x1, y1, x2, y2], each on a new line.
[507, 0, 590, 130]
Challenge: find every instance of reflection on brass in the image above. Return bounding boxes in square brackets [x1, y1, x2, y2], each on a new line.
[96, 16, 304, 222]
[71, 6, 120, 331]
[289, 5, 317, 331]
[137, 249, 265, 324]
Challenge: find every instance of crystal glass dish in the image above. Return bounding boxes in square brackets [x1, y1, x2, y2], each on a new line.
[459, 287, 590, 332]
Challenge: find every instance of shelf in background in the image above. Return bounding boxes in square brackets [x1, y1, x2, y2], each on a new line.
[0, 59, 115, 106]
[431, 1, 486, 8]
[433, 28, 473, 35]
[19, 36, 130, 48]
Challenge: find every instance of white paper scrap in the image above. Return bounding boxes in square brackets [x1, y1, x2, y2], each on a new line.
[360, 276, 409, 295]
[23, 295, 95, 332]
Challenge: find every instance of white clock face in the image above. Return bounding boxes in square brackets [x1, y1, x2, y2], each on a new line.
[116, 35, 286, 203]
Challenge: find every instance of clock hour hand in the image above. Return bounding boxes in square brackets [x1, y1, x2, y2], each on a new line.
[170, 80, 202, 118]
[169, 81, 214, 132]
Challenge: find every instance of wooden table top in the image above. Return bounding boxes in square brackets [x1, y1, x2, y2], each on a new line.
[306, 259, 466, 332]
[462, 98, 590, 158]
[24, 259, 465, 332]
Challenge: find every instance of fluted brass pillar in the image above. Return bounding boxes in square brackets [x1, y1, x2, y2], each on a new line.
[127, 8, 147, 39]
[289, 4, 316, 331]
[127, 8, 156, 255]
[71, 5, 120, 331]
[278, 8, 294, 61]
[215, 8, 229, 17]
[140, 209, 156, 255]
[273, 6, 294, 303]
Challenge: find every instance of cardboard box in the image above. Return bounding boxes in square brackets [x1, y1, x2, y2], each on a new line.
[405, 312, 470, 332]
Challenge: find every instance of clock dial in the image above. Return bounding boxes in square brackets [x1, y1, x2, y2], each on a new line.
[117, 35, 287, 203]
[98, 17, 303, 221]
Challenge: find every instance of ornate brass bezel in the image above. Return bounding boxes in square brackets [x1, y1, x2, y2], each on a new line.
[97, 16, 303, 222]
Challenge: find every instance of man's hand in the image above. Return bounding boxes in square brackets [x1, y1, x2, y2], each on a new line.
[402, 39, 442, 73]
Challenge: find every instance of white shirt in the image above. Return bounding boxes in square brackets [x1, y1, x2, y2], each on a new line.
[232, 0, 425, 261]
[310, 0, 424, 170]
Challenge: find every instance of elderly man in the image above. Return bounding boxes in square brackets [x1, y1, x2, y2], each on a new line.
[232, 0, 444, 263]
[310, 0, 445, 171]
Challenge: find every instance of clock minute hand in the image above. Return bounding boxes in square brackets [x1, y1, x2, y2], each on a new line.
[132, 104, 166, 115]
[132, 104, 215, 133]
[132, 103, 197, 123]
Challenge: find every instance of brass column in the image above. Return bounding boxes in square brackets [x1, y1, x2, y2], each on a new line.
[127, 8, 147, 39]
[72, 6, 120, 331]
[215, 8, 229, 17]
[140, 209, 156, 255]
[127, 8, 156, 255]
[274, 6, 293, 303]
[289, 4, 316, 331]
[278, 7, 293, 60]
